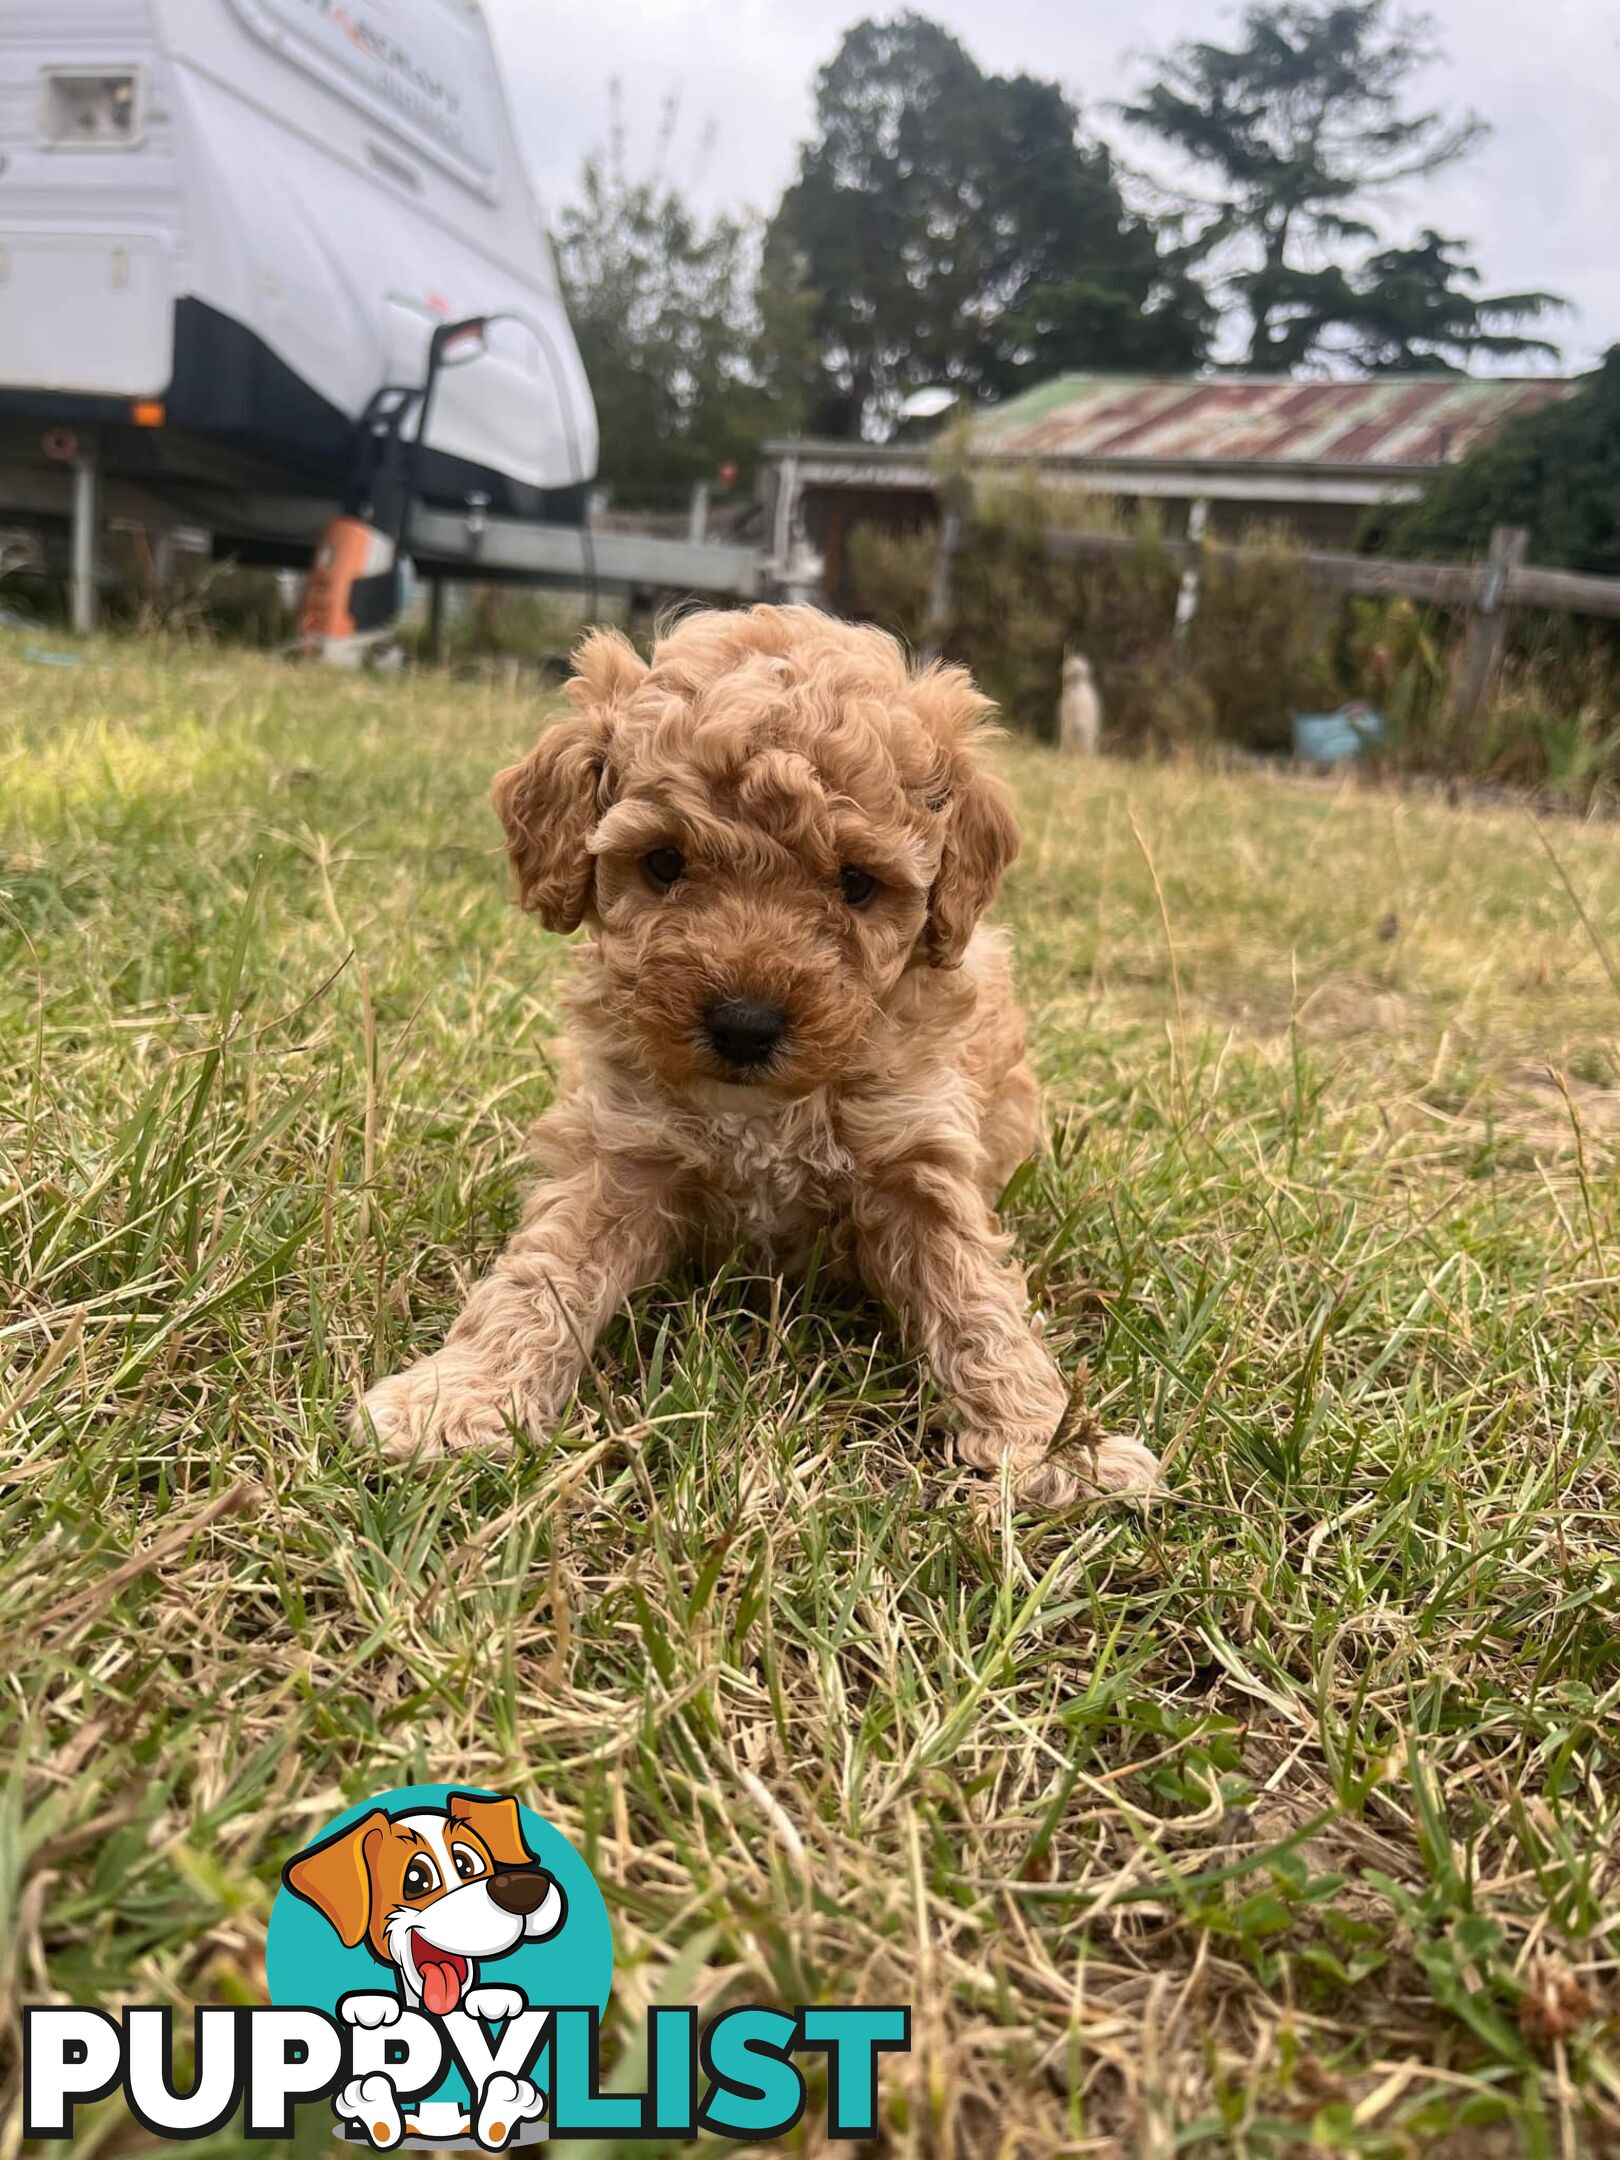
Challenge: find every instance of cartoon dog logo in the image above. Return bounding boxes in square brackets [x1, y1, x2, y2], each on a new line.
[284, 1791, 567, 2148]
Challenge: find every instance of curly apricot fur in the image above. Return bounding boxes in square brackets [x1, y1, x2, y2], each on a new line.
[359, 607, 1159, 1513]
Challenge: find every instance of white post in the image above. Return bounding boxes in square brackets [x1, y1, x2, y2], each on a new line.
[687, 481, 711, 543]
[71, 436, 101, 635]
[771, 454, 800, 575]
[921, 507, 962, 663]
[1173, 496, 1210, 649]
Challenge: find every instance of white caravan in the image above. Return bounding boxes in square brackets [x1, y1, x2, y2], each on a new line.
[0, 0, 599, 578]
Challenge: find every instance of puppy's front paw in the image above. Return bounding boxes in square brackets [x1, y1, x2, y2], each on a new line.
[958, 1428, 1078, 1512]
[1078, 1432, 1161, 1497]
[958, 1426, 1160, 1513]
[355, 1355, 522, 1463]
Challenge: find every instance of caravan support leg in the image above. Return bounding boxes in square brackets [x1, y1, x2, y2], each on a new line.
[70, 437, 101, 636]
[428, 578, 449, 666]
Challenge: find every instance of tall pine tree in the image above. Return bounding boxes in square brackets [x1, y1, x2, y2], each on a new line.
[1124, 2, 1562, 372]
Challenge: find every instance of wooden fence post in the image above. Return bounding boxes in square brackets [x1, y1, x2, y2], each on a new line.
[1450, 523, 1529, 738]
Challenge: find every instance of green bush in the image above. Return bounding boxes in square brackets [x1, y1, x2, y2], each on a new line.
[842, 479, 1620, 804]
[1336, 594, 1620, 799]
[1382, 349, 1620, 576]
[850, 484, 1322, 754]
[937, 478, 1181, 741]
[3, 555, 298, 646]
[843, 523, 937, 649]
[437, 587, 587, 663]
[1105, 657, 1219, 752]
[1338, 595, 1449, 753]
[1189, 526, 1338, 752]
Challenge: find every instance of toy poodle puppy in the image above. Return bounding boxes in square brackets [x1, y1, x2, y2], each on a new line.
[359, 605, 1159, 1511]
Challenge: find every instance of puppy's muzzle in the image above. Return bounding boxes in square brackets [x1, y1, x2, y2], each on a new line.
[703, 997, 788, 1071]
[487, 1866, 554, 1917]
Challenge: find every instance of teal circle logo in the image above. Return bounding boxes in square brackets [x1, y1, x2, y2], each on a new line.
[265, 1785, 612, 2147]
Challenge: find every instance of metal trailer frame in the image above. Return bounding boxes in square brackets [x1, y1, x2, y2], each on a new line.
[2, 454, 770, 611]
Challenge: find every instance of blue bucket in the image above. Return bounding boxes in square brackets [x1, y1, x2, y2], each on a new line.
[1292, 705, 1387, 765]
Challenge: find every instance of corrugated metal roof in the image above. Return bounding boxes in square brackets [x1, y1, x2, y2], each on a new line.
[968, 373, 1579, 472]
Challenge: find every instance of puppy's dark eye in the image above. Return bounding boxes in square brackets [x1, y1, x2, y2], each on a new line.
[840, 866, 879, 909]
[450, 1844, 485, 1883]
[643, 847, 685, 890]
[402, 1858, 440, 1899]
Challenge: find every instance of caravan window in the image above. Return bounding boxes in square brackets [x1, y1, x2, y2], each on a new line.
[226, 0, 503, 199]
[38, 70, 147, 150]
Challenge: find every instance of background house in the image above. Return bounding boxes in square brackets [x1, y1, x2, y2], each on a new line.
[765, 374, 1579, 611]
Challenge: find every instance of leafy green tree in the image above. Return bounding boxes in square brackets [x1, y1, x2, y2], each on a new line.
[552, 101, 793, 508]
[1386, 351, 1620, 574]
[1327, 231, 1563, 372]
[763, 14, 1210, 439]
[1124, 2, 1561, 371]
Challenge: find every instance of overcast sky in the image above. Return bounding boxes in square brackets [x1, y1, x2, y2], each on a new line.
[485, 0, 1618, 373]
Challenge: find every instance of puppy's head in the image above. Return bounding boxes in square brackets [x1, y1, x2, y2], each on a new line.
[493, 606, 1019, 1101]
[283, 1793, 563, 2014]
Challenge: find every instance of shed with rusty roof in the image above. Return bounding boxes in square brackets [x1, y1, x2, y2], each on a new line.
[764, 372, 1580, 605]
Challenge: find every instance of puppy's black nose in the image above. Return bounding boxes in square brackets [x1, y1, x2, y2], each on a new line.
[488, 1868, 551, 1917]
[704, 998, 788, 1069]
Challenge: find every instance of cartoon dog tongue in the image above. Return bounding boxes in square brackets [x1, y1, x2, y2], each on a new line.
[415, 1944, 466, 2016]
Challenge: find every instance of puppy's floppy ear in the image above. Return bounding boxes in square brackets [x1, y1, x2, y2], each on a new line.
[282, 1809, 388, 1948]
[492, 629, 646, 932]
[447, 1791, 538, 1869]
[915, 666, 1021, 970]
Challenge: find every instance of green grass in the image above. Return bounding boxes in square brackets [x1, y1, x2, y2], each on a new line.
[3, 636, 1619, 2159]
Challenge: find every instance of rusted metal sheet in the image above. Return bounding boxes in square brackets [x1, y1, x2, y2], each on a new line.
[970, 374, 1578, 472]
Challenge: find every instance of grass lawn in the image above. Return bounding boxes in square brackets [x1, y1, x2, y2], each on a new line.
[3, 636, 1619, 2160]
